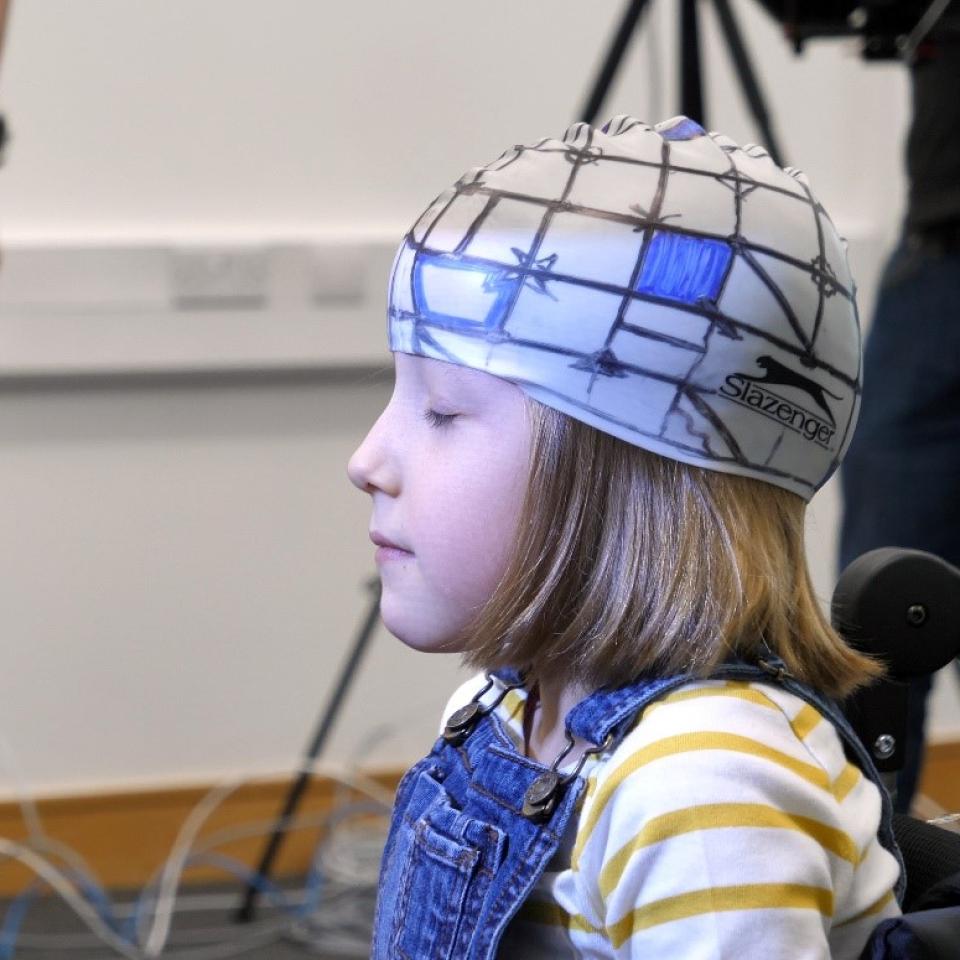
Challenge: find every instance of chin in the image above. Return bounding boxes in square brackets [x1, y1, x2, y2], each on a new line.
[379, 604, 465, 654]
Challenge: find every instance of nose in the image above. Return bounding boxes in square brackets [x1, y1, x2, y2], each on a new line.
[347, 410, 398, 496]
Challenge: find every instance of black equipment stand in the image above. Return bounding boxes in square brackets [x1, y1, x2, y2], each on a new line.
[580, 0, 785, 166]
[235, 574, 382, 923]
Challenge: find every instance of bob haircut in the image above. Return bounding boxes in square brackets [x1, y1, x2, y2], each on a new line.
[460, 396, 881, 700]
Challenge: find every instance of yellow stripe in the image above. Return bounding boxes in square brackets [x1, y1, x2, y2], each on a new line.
[598, 803, 859, 899]
[516, 899, 604, 937]
[750, 692, 858, 801]
[641, 682, 780, 718]
[501, 689, 525, 725]
[747, 687, 825, 742]
[573, 733, 830, 867]
[790, 704, 824, 740]
[835, 889, 896, 928]
[606, 883, 834, 947]
[831, 763, 861, 803]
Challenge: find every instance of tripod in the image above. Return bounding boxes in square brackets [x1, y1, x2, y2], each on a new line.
[581, 0, 784, 166]
[235, 574, 382, 923]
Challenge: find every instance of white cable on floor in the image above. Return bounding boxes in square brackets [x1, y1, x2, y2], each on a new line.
[0, 838, 143, 959]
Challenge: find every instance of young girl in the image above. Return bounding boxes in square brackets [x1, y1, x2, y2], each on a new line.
[348, 115, 903, 959]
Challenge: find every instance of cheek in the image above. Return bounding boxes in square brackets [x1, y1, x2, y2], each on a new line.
[416, 456, 527, 604]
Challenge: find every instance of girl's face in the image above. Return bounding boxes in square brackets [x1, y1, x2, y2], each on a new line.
[347, 353, 532, 653]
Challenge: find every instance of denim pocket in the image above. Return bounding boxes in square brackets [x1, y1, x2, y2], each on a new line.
[387, 770, 507, 959]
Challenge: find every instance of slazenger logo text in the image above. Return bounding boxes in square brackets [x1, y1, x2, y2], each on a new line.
[719, 375, 836, 449]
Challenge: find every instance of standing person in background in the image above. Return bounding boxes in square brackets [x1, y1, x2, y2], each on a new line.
[839, 6, 960, 815]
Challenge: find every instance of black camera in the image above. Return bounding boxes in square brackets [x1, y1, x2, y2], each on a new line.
[756, 1, 950, 58]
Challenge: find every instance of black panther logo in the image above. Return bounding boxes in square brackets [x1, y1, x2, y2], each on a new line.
[738, 356, 841, 426]
[719, 355, 843, 449]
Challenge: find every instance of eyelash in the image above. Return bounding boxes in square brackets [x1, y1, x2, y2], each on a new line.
[423, 409, 457, 428]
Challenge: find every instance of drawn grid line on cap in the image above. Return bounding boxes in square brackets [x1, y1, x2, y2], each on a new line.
[585, 136, 674, 399]
[655, 131, 751, 453]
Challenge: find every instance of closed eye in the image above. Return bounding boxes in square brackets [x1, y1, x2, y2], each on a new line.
[423, 409, 457, 428]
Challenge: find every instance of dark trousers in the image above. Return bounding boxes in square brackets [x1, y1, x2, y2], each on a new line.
[839, 238, 960, 813]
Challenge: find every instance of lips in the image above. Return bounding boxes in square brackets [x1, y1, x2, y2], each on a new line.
[370, 530, 412, 553]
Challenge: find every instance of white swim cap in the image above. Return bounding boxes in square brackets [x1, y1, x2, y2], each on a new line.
[387, 115, 861, 500]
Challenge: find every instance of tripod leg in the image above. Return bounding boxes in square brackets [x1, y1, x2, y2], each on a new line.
[712, 0, 785, 165]
[680, 0, 705, 125]
[235, 575, 382, 923]
[579, 0, 652, 125]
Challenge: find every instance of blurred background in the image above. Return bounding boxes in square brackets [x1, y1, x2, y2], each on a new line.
[0, 0, 957, 954]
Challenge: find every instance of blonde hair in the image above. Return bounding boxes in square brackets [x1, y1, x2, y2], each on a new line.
[461, 398, 882, 700]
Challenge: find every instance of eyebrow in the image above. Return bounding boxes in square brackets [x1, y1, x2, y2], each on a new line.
[426, 361, 482, 391]
[433, 360, 471, 380]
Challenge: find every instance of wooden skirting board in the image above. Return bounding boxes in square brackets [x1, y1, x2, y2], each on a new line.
[919, 740, 960, 815]
[0, 745, 957, 898]
[0, 769, 401, 897]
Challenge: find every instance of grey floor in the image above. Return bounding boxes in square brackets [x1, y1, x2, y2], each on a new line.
[0, 879, 375, 959]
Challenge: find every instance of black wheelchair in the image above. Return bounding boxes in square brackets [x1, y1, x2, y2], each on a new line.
[834, 548, 960, 958]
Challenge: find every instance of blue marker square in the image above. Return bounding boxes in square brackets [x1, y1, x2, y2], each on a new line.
[636, 231, 732, 305]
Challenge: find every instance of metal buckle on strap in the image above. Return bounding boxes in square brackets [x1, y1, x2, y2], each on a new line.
[757, 657, 793, 683]
[442, 672, 526, 746]
[522, 730, 615, 822]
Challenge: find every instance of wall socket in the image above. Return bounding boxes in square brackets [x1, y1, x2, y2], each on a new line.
[168, 246, 269, 310]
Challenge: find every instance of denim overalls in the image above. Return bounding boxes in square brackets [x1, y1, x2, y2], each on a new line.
[371, 659, 906, 959]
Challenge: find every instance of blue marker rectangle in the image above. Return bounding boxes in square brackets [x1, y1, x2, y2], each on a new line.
[413, 252, 516, 331]
[636, 231, 732, 306]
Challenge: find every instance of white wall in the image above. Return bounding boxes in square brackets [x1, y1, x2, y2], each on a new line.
[0, 0, 956, 798]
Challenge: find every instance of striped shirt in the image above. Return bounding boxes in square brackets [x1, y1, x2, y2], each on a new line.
[440, 674, 902, 958]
